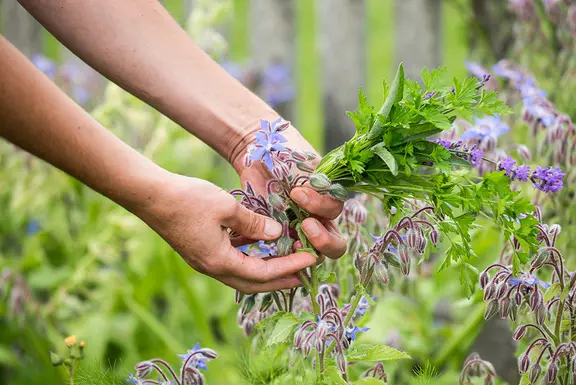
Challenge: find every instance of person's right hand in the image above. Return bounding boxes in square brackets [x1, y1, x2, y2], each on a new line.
[136, 173, 317, 293]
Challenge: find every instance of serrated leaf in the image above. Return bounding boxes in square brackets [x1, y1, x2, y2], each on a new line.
[347, 344, 410, 362]
[353, 378, 387, 385]
[323, 366, 348, 385]
[266, 313, 300, 346]
[372, 143, 398, 176]
[544, 283, 561, 302]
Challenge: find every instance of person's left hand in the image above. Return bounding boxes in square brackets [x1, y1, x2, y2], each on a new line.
[235, 124, 347, 260]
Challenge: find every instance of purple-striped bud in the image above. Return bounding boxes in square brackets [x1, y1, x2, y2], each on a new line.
[309, 173, 331, 191]
[399, 245, 410, 275]
[499, 297, 511, 319]
[354, 252, 365, 274]
[509, 302, 518, 321]
[291, 150, 308, 162]
[483, 281, 496, 301]
[530, 288, 543, 312]
[296, 161, 315, 173]
[328, 184, 348, 201]
[430, 229, 439, 246]
[243, 152, 253, 168]
[495, 282, 508, 300]
[197, 348, 218, 360]
[272, 165, 285, 181]
[484, 375, 495, 385]
[484, 300, 499, 320]
[517, 145, 531, 161]
[529, 364, 542, 384]
[532, 248, 549, 268]
[241, 295, 257, 314]
[518, 353, 530, 374]
[549, 224, 561, 239]
[135, 361, 153, 378]
[235, 290, 244, 304]
[184, 367, 204, 385]
[416, 229, 427, 255]
[514, 290, 523, 307]
[535, 304, 547, 325]
[513, 325, 528, 340]
[268, 193, 287, 211]
[545, 361, 558, 384]
[260, 293, 273, 312]
[315, 321, 329, 352]
[479, 271, 490, 289]
[294, 327, 305, 348]
[406, 228, 420, 249]
[336, 353, 347, 375]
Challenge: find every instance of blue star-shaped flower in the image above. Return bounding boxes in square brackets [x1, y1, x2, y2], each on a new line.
[249, 119, 287, 170]
[126, 373, 140, 384]
[509, 273, 550, 289]
[345, 326, 370, 341]
[178, 343, 208, 371]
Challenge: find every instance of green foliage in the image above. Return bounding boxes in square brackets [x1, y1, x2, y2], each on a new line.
[346, 344, 410, 363]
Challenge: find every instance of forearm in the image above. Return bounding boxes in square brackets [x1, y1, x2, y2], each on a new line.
[0, 36, 166, 214]
[18, 0, 280, 171]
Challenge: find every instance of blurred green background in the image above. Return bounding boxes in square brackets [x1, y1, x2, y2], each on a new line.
[1, 0, 574, 384]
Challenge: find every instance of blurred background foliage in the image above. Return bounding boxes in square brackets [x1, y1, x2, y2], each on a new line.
[0, 0, 574, 384]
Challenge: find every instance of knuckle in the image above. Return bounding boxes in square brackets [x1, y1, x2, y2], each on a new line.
[200, 258, 225, 275]
[245, 212, 263, 236]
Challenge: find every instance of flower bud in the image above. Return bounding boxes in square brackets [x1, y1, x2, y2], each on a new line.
[374, 261, 389, 285]
[336, 353, 347, 375]
[303, 151, 318, 161]
[549, 224, 561, 238]
[484, 300, 499, 320]
[484, 375, 495, 385]
[276, 236, 293, 256]
[499, 297, 511, 319]
[483, 281, 496, 301]
[241, 295, 257, 314]
[235, 290, 245, 304]
[406, 228, 419, 249]
[64, 335, 77, 347]
[382, 251, 401, 268]
[50, 351, 64, 367]
[530, 288, 543, 312]
[535, 304, 547, 325]
[517, 145, 531, 161]
[479, 271, 490, 289]
[296, 161, 315, 173]
[430, 229, 439, 246]
[328, 184, 348, 201]
[514, 290, 523, 306]
[529, 364, 542, 384]
[309, 173, 331, 191]
[136, 361, 153, 378]
[532, 247, 550, 268]
[518, 353, 530, 374]
[267, 193, 287, 211]
[291, 150, 308, 162]
[495, 282, 508, 300]
[545, 361, 558, 384]
[509, 303, 518, 321]
[259, 293, 273, 312]
[513, 325, 528, 341]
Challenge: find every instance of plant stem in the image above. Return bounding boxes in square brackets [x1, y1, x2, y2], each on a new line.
[68, 362, 75, 385]
[554, 299, 565, 346]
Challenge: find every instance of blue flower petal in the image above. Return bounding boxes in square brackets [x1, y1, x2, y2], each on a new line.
[249, 147, 266, 161]
[509, 278, 522, 286]
[263, 153, 274, 171]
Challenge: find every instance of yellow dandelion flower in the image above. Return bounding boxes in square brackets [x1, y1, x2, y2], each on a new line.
[64, 335, 77, 347]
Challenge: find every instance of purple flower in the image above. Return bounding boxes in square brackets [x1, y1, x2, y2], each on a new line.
[461, 116, 510, 142]
[470, 147, 484, 167]
[249, 119, 288, 170]
[31, 54, 57, 79]
[465, 61, 489, 80]
[236, 244, 250, 253]
[26, 220, 41, 236]
[509, 273, 550, 289]
[178, 343, 208, 371]
[498, 157, 516, 176]
[260, 63, 295, 106]
[514, 165, 531, 182]
[257, 240, 277, 256]
[346, 326, 370, 341]
[531, 166, 565, 193]
[424, 91, 437, 99]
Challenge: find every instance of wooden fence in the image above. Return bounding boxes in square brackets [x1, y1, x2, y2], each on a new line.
[0, 0, 469, 153]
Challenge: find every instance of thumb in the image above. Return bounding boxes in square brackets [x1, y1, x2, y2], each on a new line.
[222, 202, 283, 240]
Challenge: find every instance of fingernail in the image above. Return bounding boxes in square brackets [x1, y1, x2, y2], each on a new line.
[264, 220, 282, 237]
[291, 188, 308, 205]
[303, 219, 321, 237]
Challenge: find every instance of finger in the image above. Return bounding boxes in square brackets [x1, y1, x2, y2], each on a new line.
[225, 246, 316, 282]
[222, 201, 282, 240]
[217, 275, 303, 294]
[291, 241, 326, 264]
[290, 186, 343, 220]
[301, 218, 347, 259]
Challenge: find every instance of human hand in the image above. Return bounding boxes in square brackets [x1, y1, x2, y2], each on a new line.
[137, 173, 317, 293]
[234, 123, 347, 260]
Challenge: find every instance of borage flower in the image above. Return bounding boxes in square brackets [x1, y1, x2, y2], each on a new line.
[509, 273, 551, 289]
[248, 119, 290, 170]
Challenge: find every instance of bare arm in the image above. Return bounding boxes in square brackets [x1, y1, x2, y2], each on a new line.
[17, 0, 289, 172]
[0, 36, 320, 293]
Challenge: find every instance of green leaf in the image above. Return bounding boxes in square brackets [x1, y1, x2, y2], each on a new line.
[371, 143, 398, 176]
[460, 262, 479, 298]
[347, 344, 410, 362]
[519, 372, 530, 385]
[544, 283, 561, 302]
[368, 63, 405, 140]
[353, 379, 387, 385]
[323, 366, 348, 385]
[266, 313, 300, 346]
